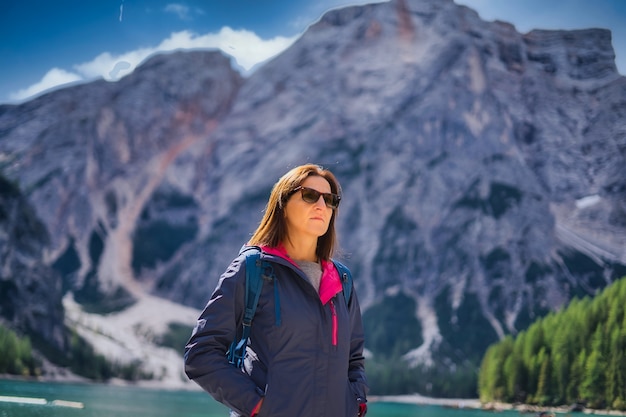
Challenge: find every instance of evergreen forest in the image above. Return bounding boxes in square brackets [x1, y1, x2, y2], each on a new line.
[478, 276, 626, 410]
[0, 324, 39, 376]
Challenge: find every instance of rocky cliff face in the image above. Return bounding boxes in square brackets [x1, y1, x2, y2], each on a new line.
[1, 0, 625, 390]
[0, 175, 66, 351]
[1, 50, 242, 308]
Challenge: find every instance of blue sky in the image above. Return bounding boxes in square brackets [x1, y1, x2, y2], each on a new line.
[1, 0, 625, 104]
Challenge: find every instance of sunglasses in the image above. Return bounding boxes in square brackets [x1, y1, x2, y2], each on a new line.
[291, 186, 341, 209]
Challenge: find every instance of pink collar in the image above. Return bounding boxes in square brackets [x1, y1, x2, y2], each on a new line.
[260, 245, 343, 305]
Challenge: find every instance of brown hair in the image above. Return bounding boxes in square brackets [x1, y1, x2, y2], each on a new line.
[248, 164, 341, 261]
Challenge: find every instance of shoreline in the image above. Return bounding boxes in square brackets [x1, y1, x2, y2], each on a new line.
[4, 375, 626, 416]
[369, 393, 482, 409]
[369, 394, 626, 416]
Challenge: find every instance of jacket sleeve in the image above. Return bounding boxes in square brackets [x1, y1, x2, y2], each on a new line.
[184, 255, 264, 416]
[347, 284, 369, 404]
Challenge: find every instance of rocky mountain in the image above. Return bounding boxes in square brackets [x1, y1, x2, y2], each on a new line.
[1, 0, 625, 394]
[0, 175, 66, 352]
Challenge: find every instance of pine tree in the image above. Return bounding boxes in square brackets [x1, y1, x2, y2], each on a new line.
[581, 349, 605, 408]
[534, 347, 551, 405]
[479, 337, 513, 402]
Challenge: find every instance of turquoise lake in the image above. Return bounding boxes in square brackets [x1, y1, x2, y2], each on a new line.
[0, 379, 527, 417]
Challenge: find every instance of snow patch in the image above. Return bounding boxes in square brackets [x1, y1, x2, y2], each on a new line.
[403, 297, 442, 367]
[575, 194, 600, 209]
[63, 293, 201, 389]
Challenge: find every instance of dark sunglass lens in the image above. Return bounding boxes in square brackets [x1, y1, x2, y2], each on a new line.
[301, 188, 321, 204]
[298, 187, 339, 208]
[323, 195, 336, 208]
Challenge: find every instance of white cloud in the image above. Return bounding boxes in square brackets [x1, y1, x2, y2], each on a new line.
[9, 68, 83, 101]
[164, 4, 192, 20]
[9, 27, 298, 103]
[156, 27, 297, 71]
[73, 47, 155, 80]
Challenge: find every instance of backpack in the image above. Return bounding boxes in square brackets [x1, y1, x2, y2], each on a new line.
[227, 247, 353, 368]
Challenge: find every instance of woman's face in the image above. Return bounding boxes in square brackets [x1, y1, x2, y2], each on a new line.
[284, 175, 334, 241]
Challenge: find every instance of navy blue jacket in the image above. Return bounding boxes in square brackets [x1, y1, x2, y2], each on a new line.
[184, 246, 368, 416]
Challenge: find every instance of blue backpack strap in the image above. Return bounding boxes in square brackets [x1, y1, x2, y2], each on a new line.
[227, 249, 265, 368]
[332, 259, 353, 306]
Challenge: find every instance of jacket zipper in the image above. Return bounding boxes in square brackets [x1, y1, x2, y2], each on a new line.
[330, 299, 338, 346]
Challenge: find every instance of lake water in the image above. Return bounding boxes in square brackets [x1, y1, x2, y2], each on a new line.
[0, 379, 523, 417]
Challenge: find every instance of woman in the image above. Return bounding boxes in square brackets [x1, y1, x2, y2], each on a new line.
[184, 164, 369, 417]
